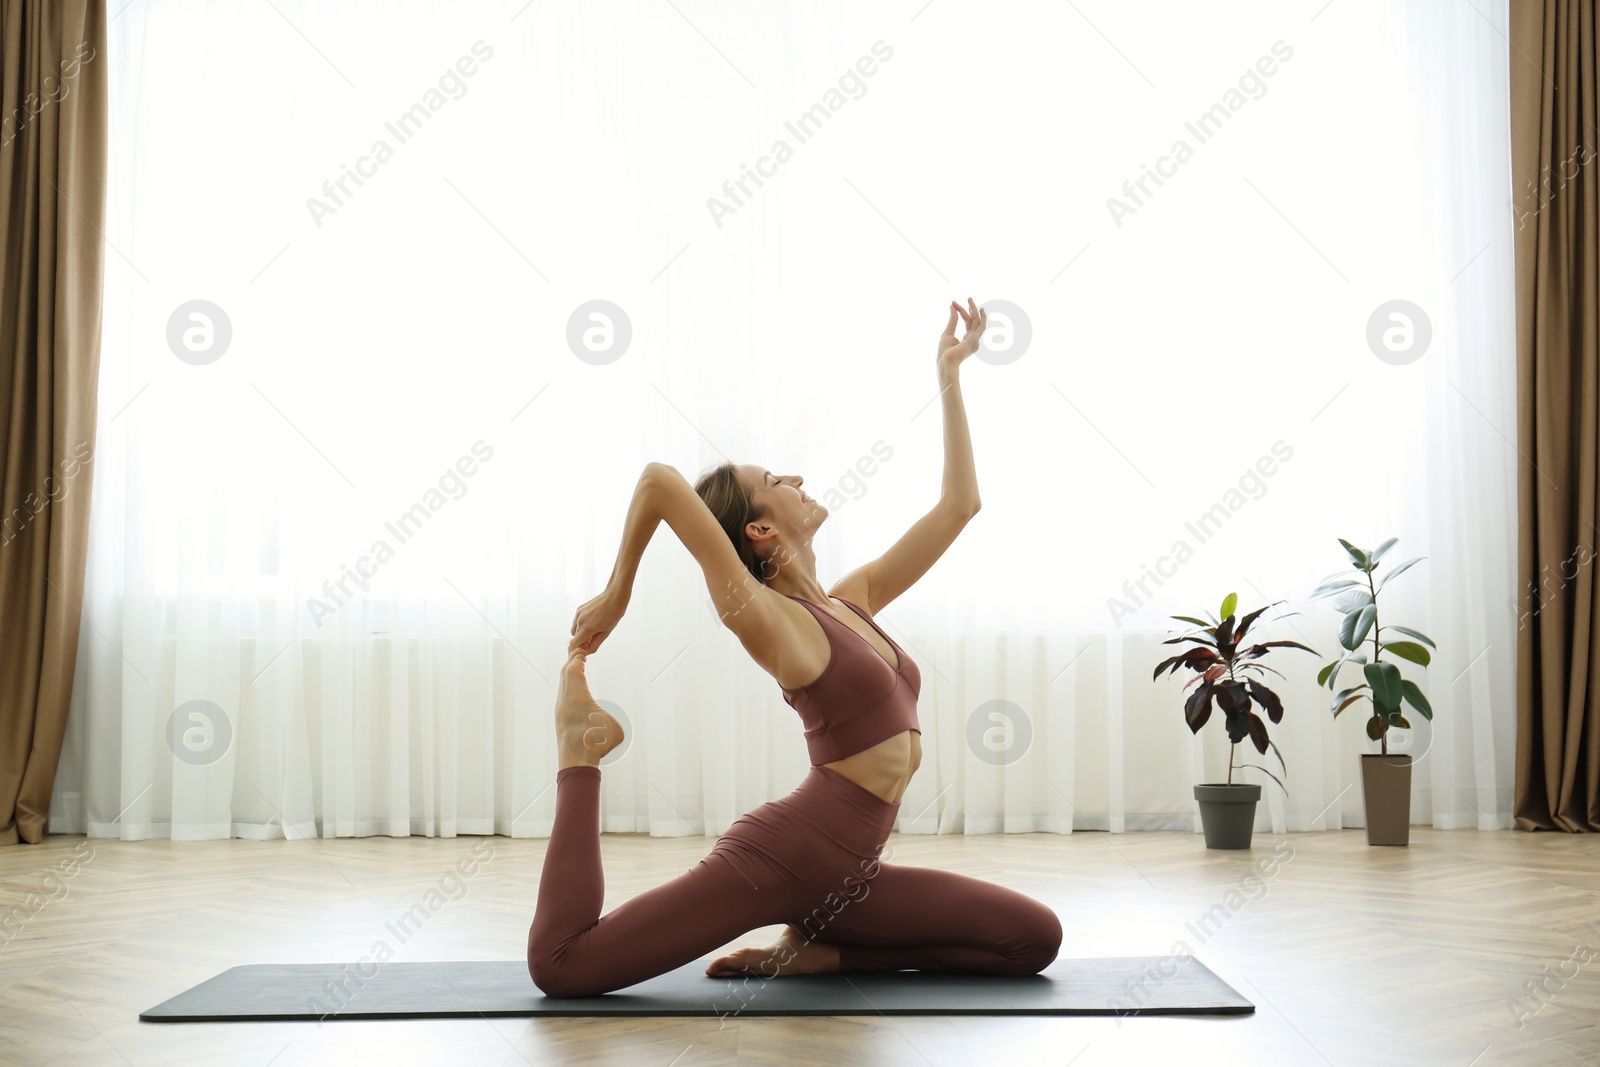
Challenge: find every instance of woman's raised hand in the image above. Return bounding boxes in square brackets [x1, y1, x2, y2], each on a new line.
[570, 586, 628, 654]
[938, 297, 988, 367]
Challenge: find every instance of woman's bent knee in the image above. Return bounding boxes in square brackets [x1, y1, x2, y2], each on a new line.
[1017, 903, 1063, 975]
[530, 953, 604, 999]
[530, 966, 603, 999]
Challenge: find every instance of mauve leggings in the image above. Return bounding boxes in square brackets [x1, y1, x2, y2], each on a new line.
[527, 762, 1063, 998]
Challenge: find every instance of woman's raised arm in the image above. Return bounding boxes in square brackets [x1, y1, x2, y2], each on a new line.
[828, 299, 986, 615]
[569, 463, 782, 657]
[568, 464, 658, 654]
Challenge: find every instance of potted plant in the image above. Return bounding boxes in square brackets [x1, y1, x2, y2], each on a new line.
[1154, 592, 1318, 849]
[1310, 538, 1433, 846]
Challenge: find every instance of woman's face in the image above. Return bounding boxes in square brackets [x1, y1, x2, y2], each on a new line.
[738, 464, 826, 542]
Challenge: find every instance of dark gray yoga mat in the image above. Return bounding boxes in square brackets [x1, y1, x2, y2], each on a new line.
[140, 956, 1253, 1021]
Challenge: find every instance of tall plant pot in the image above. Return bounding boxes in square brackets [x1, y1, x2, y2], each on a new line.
[1193, 784, 1262, 849]
[1360, 753, 1412, 846]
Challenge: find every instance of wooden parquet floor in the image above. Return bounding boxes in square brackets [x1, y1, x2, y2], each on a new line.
[2, 827, 1597, 1066]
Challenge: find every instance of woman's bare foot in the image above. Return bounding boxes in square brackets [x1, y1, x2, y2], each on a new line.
[556, 648, 624, 769]
[705, 925, 840, 978]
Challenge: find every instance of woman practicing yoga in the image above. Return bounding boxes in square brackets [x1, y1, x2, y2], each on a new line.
[528, 298, 1063, 998]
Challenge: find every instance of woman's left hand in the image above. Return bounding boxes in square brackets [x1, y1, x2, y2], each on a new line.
[938, 297, 988, 368]
[570, 585, 628, 655]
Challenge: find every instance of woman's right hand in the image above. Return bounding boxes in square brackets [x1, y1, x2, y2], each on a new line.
[938, 297, 987, 368]
[570, 585, 629, 654]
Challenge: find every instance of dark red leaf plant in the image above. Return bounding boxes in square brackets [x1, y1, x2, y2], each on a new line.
[1153, 591, 1319, 795]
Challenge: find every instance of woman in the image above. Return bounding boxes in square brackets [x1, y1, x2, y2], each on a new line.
[528, 298, 1062, 998]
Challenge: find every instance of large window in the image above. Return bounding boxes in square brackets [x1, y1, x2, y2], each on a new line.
[55, 0, 1517, 841]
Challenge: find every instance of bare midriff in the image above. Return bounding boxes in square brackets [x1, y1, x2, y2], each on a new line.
[823, 729, 922, 805]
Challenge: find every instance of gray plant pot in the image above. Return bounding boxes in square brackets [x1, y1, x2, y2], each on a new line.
[1361, 753, 1413, 846]
[1194, 783, 1262, 849]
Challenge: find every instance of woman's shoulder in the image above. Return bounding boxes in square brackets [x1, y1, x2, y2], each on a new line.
[748, 590, 834, 690]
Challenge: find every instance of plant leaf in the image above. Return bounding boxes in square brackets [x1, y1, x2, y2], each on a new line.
[1234, 762, 1288, 797]
[1247, 680, 1284, 723]
[1382, 640, 1432, 667]
[1153, 646, 1218, 680]
[1363, 661, 1402, 711]
[1170, 615, 1212, 629]
[1224, 708, 1251, 745]
[1376, 556, 1424, 592]
[1333, 693, 1367, 717]
[1386, 624, 1436, 649]
[1185, 682, 1214, 732]
[1266, 737, 1287, 778]
[1340, 604, 1377, 650]
[1309, 579, 1362, 599]
[1369, 537, 1399, 563]
[1365, 714, 1385, 741]
[1316, 660, 1337, 687]
[1323, 649, 1365, 690]
[1338, 538, 1372, 570]
[1234, 605, 1271, 642]
[1215, 614, 1237, 653]
[1215, 680, 1250, 714]
[1333, 588, 1373, 615]
[1246, 711, 1269, 754]
[1400, 679, 1433, 720]
[1250, 640, 1320, 656]
[1220, 592, 1238, 620]
[1237, 662, 1284, 679]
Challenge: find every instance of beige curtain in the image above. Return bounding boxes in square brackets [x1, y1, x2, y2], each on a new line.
[1511, 0, 1600, 832]
[0, 0, 106, 845]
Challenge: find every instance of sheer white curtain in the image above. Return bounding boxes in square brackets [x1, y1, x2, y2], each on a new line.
[52, 0, 1517, 840]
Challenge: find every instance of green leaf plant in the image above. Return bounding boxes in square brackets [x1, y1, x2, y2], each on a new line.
[1154, 591, 1319, 796]
[1310, 538, 1435, 754]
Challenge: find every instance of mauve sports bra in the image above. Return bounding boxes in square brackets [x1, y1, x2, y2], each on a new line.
[779, 594, 923, 765]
